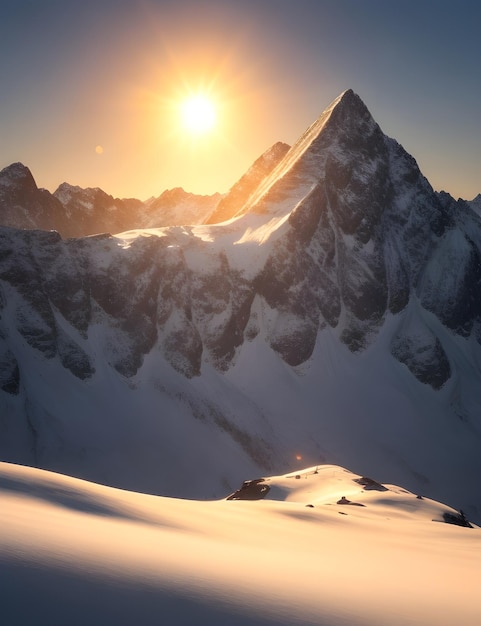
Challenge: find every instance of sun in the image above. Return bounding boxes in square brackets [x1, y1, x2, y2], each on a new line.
[180, 95, 216, 134]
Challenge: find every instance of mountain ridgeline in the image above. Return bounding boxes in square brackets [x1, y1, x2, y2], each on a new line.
[0, 90, 480, 520]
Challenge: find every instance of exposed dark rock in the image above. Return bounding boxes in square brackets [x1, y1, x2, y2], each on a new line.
[419, 231, 481, 337]
[391, 319, 451, 389]
[57, 329, 95, 380]
[353, 477, 388, 491]
[337, 496, 365, 507]
[162, 315, 203, 378]
[53, 183, 135, 237]
[0, 163, 69, 234]
[0, 337, 20, 395]
[226, 478, 270, 500]
[442, 511, 473, 528]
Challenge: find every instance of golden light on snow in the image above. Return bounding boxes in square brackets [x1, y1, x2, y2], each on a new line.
[3, 462, 480, 625]
[180, 94, 216, 134]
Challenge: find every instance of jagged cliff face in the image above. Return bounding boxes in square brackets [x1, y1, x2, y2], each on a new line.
[144, 188, 221, 227]
[0, 163, 70, 233]
[1, 90, 480, 519]
[53, 183, 144, 237]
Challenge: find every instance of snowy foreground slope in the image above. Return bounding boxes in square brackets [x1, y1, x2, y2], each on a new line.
[1, 461, 479, 626]
[1, 89, 481, 523]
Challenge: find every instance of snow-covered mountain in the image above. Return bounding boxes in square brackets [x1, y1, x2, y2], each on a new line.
[0, 89, 480, 522]
[205, 141, 290, 224]
[467, 192, 481, 216]
[53, 182, 144, 237]
[143, 187, 221, 227]
[54, 182, 222, 234]
[0, 162, 70, 233]
[0, 165, 220, 237]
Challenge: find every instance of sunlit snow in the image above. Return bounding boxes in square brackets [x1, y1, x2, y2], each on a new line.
[1, 462, 479, 626]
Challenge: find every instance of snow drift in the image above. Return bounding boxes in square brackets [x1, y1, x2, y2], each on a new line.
[1, 461, 479, 626]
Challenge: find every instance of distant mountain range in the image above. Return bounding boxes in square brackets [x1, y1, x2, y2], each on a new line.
[0, 162, 218, 236]
[0, 141, 291, 236]
[0, 89, 480, 523]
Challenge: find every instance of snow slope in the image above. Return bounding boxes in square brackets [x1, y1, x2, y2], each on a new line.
[1, 461, 479, 626]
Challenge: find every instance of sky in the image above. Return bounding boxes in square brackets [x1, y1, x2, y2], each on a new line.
[1, 0, 480, 200]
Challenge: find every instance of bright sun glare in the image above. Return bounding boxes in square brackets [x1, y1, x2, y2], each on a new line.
[180, 95, 216, 134]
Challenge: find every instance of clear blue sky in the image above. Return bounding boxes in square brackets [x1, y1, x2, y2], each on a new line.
[1, 0, 480, 200]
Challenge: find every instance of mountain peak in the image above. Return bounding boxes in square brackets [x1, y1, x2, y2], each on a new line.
[228, 90, 380, 221]
[0, 162, 37, 191]
[326, 88, 376, 132]
[336, 88, 363, 107]
[301, 88, 372, 134]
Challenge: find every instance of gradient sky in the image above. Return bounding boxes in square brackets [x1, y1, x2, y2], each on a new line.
[1, 0, 480, 200]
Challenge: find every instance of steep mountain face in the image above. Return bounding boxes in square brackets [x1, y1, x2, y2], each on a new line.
[1, 90, 480, 521]
[0, 163, 70, 233]
[53, 183, 144, 237]
[467, 192, 481, 216]
[144, 187, 221, 227]
[0, 166, 221, 237]
[205, 141, 290, 224]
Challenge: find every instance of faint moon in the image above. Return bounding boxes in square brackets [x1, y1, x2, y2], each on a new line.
[95, 145, 104, 154]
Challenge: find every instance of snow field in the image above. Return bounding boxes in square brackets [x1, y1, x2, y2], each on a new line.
[1, 462, 479, 626]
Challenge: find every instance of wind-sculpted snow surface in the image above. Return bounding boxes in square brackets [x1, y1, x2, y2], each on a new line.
[0, 90, 481, 522]
[1, 462, 480, 626]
